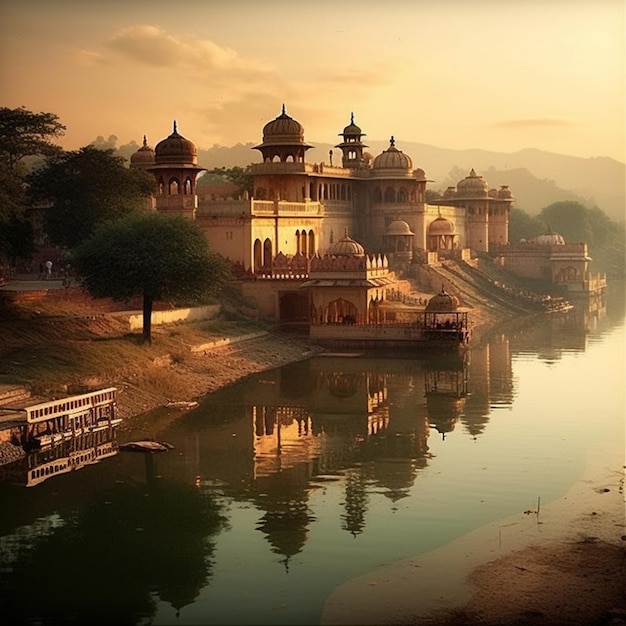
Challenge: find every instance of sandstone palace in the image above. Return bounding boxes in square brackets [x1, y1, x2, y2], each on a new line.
[129, 106, 603, 324]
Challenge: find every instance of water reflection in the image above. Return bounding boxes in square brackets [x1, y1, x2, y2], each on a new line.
[0, 292, 621, 626]
[0, 424, 120, 487]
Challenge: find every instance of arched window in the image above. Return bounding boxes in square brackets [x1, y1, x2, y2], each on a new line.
[295, 229, 301, 254]
[184, 178, 193, 194]
[168, 178, 180, 195]
[300, 231, 307, 255]
[254, 239, 263, 272]
[398, 187, 407, 202]
[384, 186, 395, 203]
[263, 238, 273, 268]
[308, 230, 315, 256]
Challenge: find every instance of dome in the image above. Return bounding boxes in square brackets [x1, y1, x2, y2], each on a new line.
[328, 232, 365, 257]
[413, 167, 428, 182]
[456, 168, 489, 198]
[386, 220, 414, 236]
[497, 185, 513, 199]
[535, 232, 566, 246]
[340, 112, 363, 137]
[130, 135, 155, 168]
[260, 104, 305, 145]
[372, 137, 413, 174]
[426, 287, 460, 312]
[428, 216, 456, 235]
[154, 121, 197, 165]
[443, 186, 457, 199]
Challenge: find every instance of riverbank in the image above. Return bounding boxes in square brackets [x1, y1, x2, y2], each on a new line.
[2, 281, 622, 625]
[321, 440, 625, 625]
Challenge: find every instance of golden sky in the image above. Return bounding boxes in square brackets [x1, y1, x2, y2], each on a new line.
[1, 0, 624, 162]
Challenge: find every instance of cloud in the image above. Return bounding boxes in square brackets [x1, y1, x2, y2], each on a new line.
[108, 25, 182, 67]
[69, 49, 108, 67]
[492, 119, 576, 129]
[106, 25, 269, 74]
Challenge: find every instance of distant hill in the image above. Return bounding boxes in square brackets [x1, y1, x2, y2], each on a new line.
[111, 138, 625, 221]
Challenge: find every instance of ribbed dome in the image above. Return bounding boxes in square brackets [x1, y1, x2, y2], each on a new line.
[386, 220, 414, 236]
[154, 122, 197, 165]
[443, 186, 457, 199]
[426, 287, 460, 312]
[328, 233, 365, 257]
[261, 104, 305, 145]
[130, 135, 155, 168]
[497, 185, 513, 199]
[456, 168, 489, 198]
[429, 217, 456, 235]
[372, 137, 413, 174]
[414, 167, 427, 182]
[341, 112, 363, 137]
[535, 232, 565, 245]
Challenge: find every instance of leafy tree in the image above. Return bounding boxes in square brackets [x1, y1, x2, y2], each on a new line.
[0, 106, 66, 173]
[198, 165, 253, 197]
[27, 145, 156, 249]
[70, 212, 229, 343]
[0, 107, 65, 266]
[536, 201, 594, 244]
[536, 201, 625, 278]
[508, 207, 543, 242]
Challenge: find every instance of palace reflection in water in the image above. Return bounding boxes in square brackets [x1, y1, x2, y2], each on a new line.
[0, 293, 616, 626]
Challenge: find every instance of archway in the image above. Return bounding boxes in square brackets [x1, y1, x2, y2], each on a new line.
[279, 292, 310, 322]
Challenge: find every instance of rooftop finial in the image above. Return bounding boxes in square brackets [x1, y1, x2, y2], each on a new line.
[281, 103, 286, 115]
[350, 112, 354, 124]
[142, 135, 148, 147]
[173, 120, 178, 134]
[390, 136, 395, 147]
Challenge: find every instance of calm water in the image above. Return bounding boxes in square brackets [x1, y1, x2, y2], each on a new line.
[1, 287, 624, 626]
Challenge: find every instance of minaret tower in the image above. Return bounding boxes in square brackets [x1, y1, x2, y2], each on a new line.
[147, 121, 205, 219]
[335, 112, 368, 168]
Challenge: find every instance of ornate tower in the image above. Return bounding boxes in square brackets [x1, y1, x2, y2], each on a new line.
[147, 121, 205, 219]
[252, 104, 312, 163]
[335, 113, 368, 168]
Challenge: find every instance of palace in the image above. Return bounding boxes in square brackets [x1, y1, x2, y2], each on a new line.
[129, 106, 603, 325]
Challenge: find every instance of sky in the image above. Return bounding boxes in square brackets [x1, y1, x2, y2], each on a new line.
[1, 0, 624, 162]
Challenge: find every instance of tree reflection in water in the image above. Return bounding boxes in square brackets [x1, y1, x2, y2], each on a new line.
[0, 452, 227, 625]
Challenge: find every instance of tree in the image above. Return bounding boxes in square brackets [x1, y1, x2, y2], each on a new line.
[27, 145, 156, 249]
[0, 107, 65, 267]
[537, 201, 594, 244]
[198, 165, 253, 197]
[508, 207, 543, 242]
[70, 212, 229, 344]
[0, 106, 66, 173]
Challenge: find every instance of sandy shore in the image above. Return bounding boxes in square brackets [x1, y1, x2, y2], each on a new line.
[321, 428, 625, 625]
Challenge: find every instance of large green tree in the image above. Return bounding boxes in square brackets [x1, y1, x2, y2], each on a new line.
[0, 106, 66, 174]
[27, 145, 156, 249]
[508, 207, 544, 242]
[0, 107, 66, 267]
[70, 212, 229, 343]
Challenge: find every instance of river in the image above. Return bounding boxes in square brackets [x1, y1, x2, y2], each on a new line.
[0, 286, 623, 626]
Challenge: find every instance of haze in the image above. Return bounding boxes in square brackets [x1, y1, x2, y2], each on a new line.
[1, 0, 624, 163]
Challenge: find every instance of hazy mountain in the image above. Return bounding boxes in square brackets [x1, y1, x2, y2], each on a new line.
[110, 137, 625, 221]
